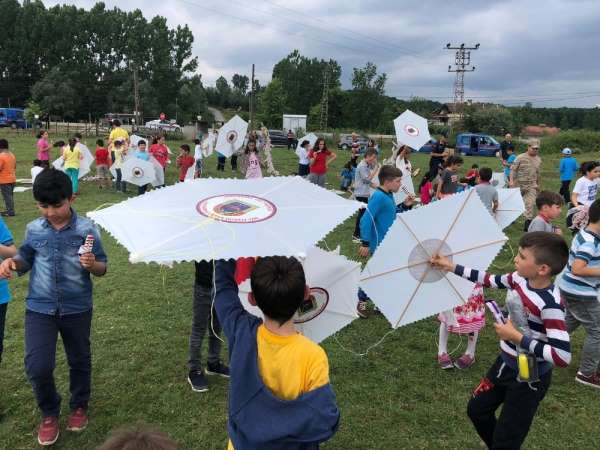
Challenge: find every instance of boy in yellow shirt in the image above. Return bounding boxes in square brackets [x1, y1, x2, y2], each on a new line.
[215, 257, 340, 450]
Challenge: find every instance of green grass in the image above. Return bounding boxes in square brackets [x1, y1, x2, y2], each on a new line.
[0, 130, 598, 450]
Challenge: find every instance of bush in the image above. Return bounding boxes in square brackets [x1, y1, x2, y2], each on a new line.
[540, 130, 600, 155]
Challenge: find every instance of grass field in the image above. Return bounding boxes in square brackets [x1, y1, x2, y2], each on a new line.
[0, 131, 598, 450]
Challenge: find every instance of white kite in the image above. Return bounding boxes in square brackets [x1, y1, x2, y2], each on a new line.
[238, 247, 360, 343]
[296, 132, 318, 152]
[495, 188, 525, 230]
[116, 158, 157, 187]
[360, 190, 507, 329]
[87, 176, 362, 265]
[393, 110, 431, 151]
[491, 172, 506, 189]
[215, 115, 248, 158]
[129, 134, 144, 149]
[52, 143, 94, 179]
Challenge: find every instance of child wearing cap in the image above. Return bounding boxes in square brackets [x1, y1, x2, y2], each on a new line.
[559, 148, 579, 205]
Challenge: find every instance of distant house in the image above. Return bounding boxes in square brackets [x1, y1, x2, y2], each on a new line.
[431, 103, 462, 126]
[521, 124, 560, 137]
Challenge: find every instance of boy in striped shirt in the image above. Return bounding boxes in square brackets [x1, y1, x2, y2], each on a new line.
[558, 198, 600, 388]
[431, 231, 570, 450]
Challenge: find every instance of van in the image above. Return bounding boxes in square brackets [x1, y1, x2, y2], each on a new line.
[0, 108, 27, 129]
[455, 133, 500, 157]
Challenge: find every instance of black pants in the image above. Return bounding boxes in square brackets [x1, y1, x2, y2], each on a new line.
[188, 284, 223, 371]
[298, 163, 310, 177]
[559, 180, 571, 205]
[217, 156, 226, 171]
[0, 183, 15, 215]
[230, 155, 238, 171]
[25, 309, 93, 417]
[0, 302, 6, 364]
[138, 184, 148, 196]
[467, 356, 551, 450]
[353, 196, 369, 239]
[114, 169, 127, 192]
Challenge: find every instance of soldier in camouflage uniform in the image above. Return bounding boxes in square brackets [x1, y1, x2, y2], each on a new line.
[510, 140, 542, 231]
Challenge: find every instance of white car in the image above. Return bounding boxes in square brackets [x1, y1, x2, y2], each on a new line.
[144, 119, 182, 132]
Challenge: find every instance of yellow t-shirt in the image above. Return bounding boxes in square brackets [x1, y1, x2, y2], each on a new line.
[109, 127, 129, 144]
[227, 324, 330, 450]
[63, 145, 81, 170]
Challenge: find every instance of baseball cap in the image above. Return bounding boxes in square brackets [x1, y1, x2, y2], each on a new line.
[561, 148, 572, 155]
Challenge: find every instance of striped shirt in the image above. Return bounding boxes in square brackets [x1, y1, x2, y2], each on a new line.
[454, 265, 571, 369]
[558, 228, 600, 299]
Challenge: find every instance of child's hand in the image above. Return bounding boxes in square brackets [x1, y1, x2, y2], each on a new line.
[404, 194, 416, 206]
[430, 254, 454, 272]
[358, 245, 370, 258]
[0, 258, 17, 279]
[80, 252, 96, 270]
[493, 319, 523, 345]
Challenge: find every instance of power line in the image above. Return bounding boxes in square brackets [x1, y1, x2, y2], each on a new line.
[446, 43, 480, 113]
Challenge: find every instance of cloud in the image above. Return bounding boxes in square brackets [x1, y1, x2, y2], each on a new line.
[42, 0, 600, 106]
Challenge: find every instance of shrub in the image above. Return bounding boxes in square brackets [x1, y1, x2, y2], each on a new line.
[540, 130, 600, 155]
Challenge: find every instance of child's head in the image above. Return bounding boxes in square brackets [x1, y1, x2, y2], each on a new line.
[194, 138, 200, 145]
[98, 424, 180, 450]
[535, 191, 564, 220]
[314, 138, 327, 152]
[33, 159, 42, 167]
[580, 161, 600, 179]
[588, 199, 600, 225]
[138, 140, 147, 150]
[363, 148, 377, 164]
[478, 167, 492, 182]
[68, 137, 77, 150]
[33, 169, 74, 223]
[514, 232, 568, 279]
[245, 140, 257, 154]
[249, 256, 307, 325]
[53, 140, 65, 148]
[378, 165, 402, 192]
[343, 161, 353, 170]
[0, 139, 8, 150]
[418, 172, 434, 189]
[445, 155, 463, 169]
[471, 163, 479, 169]
[300, 139, 310, 149]
[96, 139, 104, 147]
[112, 119, 121, 127]
[180, 144, 190, 154]
[507, 146, 514, 154]
[38, 130, 48, 139]
[114, 139, 124, 149]
[73, 132, 82, 142]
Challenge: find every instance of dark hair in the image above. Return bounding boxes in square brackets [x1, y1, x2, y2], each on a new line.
[478, 167, 492, 182]
[364, 148, 377, 158]
[588, 199, 600, 224]
[180, 144, 190, 153]
[0, 139, 7, 150]
[33, 169, 73, 204]
[74, 132, 82, 140]
[112, 119, 121, 127]
[446, 155, 463, 167]
[244, 139, 258, 154]
[471, 163, 479, 169]
[378, 165, 402, 184]
[194, 138, 200, 145]
[53, 140, 65, 148]
[96, 139, 104, 147]
[418, 172, 434, 190]
[98, 424, 180, 450]
[535, 190, 564, 209]
[250, 256, 306, 325]
[37, 130, 47, 139]
[33, 159, 42, 167]
[138, 140, 146, 146]
[343, 160, 353, 170]
[301, 140, 310, 148]
[507, 146, 514, 152]
[580, 161, 600, 176]
[314, 138, 328, 152]
[519, 232, 568, 276]
[68, 137, 77, 151]
[152, 136, 158, 145]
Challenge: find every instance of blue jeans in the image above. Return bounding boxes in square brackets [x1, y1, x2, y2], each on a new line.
[25, 309, 92, 417]
[65, 168, 79, 194]
[0, 302, 7, 364]
[188, 284, 223, 371]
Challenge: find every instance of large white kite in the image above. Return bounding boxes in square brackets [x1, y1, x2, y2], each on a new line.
[495, 188, 525, 230]
[115, 158, 157, 187]
[393, 110, 431, 151]
[52, 143, 94, 179]
[87, 176, 362, 264]
[215, 115, 248, 157]
[296, 132, 318, 152]
[360, 190, 507, 329]
[238, 247, 360, 343]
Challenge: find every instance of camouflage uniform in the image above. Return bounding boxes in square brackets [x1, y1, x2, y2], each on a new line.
[512, 153, 542, 220]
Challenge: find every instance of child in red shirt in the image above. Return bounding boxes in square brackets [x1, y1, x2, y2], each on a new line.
[176, 145, 195, 182]
[95, 139, 111, 189]
[465, 164, 479, 187]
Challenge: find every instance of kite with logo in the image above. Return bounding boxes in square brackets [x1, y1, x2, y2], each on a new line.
[237, 247, 360, 343]
[296, 132, 318, 153]
[393, 110, 431, 152]
[495, 188, 525, 230]
[359, 190, 507, 329]
[87, 176, 362, 265]
[215, 115, 248, 158]
[52, 143, 94, 179]
[110, 158, 157, 187]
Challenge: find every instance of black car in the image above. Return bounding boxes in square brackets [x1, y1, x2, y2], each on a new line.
[268, 129, 297, 148]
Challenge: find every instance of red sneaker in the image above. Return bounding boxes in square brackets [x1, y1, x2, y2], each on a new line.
[37, 416, 59, 446]
[66, 408, 88, 432]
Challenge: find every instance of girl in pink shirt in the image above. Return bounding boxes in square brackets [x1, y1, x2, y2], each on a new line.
[36, 130, 51, 166]
[243, 140, 262, 179]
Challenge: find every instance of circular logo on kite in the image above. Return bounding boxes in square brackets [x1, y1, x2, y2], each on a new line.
[196, 194, 277, 223]
[226, 130, 238, 143]
[293, 287, 329, 324]
[404, 124, 419, 137]
[408, 239, 453, 283]
[132, 167, 145, 178]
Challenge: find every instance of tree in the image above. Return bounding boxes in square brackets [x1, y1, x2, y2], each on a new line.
[215, 76, 232, 108]
[31, 67, 80, 119]
[231, 74, 249, 95]
[345, 62, 387, 130]
[257, 78, 288, 128]
[24, 100, 43, 124]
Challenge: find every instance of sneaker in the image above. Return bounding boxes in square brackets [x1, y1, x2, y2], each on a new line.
[188, 370, 209, 392]
[438, 353, 454, 370]
[0, 211, 15, 217]
[575, 371, 600, 389]
[66, 407, 88, 432]
[352, 236, 361, 244]
[454, 354, 475, 369]
[357, 300, 369, 318]
[37, 416, 59, 446]
[206, 361, 230, 378]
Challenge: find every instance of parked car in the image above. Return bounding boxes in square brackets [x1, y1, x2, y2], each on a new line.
[338, 134, 369, 151]
[0, 108, 27, 129]
[144, 119, 182, 133]
[267, 129, 297, 148]
[455, 133, 500, 157]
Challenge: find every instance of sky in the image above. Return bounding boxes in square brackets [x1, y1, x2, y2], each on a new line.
[44, 0, 600, 108]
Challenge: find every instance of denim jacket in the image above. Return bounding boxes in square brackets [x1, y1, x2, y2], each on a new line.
[14, 209, 107, 316]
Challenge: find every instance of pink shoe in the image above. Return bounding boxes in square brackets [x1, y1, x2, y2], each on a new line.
[438, 353, 453, 369]
[454, 354, 475, 369]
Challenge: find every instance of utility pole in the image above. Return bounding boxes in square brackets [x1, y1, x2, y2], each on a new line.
[319, 65, 330, 131]
[133, 67, 140, 130]
[445, 43, 479, 114]
[249, 64, 255, 130]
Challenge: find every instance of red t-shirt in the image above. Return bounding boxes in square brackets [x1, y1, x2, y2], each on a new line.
[308, 149, 331, 175]
[177, 155, 195, 181]
[95, 147, 109, 166]
[150, 144, 169, 167]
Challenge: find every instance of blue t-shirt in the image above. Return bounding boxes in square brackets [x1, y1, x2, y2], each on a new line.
[504, 154, 516, 178]
[559, 156, 579, 182]
[135, 150, 150, 161]
[0, 218, 14, 304]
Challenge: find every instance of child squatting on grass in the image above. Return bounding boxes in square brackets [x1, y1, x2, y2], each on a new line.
[431, 232, 570, 450]
[0, 168, 108, 447]
[214, 257, 340, 449]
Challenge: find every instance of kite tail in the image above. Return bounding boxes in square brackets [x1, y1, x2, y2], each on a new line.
[261, 132, 279, 176]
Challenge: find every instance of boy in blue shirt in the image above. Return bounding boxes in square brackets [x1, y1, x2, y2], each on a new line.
[0, 169, 107, 446]
[559, 147, 579, 204]
[503, 146, 516, 184]
[0, 217, 17, 366]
